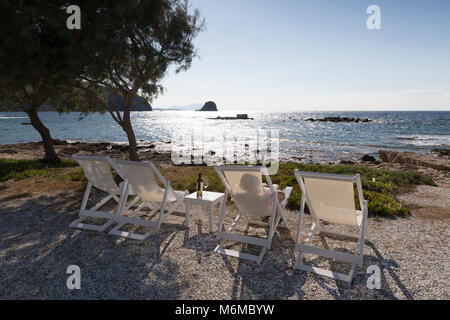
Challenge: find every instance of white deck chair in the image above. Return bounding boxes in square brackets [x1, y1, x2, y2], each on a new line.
[109, 159, 189, 241]
[293, 170, 369, 283]
[214, 165, 293, 264]
[70, 155, 140, 232]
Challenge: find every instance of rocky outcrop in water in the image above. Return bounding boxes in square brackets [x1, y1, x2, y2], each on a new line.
[198, 101, 218, 111]
[379, 150, 450, 171]
[305, 117, 371, 123]
[208, 114, 253, 120]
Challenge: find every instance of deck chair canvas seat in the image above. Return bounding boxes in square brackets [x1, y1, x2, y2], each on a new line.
[214, 165, 293, 264]
[293, 170, 369, 284]
[110, 159, 189, 241]
[70, 155, 139, 232]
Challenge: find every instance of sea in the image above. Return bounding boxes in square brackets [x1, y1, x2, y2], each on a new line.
[0, 111, 449, 163]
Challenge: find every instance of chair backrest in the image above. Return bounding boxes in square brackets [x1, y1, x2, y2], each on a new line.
[215, 166, 274, 217]
[295, 171, 364, 226]
[114, 159, 173, 203]
[72, 155, 120, 194]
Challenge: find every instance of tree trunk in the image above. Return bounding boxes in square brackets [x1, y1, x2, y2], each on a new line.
[121, 96, 139, 161]
[26, 105, 59, 163]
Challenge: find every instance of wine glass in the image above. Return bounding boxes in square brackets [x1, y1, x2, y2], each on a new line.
[203, 176, 209, 191]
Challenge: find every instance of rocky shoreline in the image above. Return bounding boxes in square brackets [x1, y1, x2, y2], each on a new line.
[285, 149, 449, 186]
[1, 140, 448, 184]
[355, 149, 449, 186]
[0, 140, 173, 167]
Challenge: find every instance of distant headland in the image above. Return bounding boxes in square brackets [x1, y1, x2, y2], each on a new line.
[106, 92, 152, 111]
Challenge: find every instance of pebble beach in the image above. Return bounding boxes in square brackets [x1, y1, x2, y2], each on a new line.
[0, 141, 448, 300]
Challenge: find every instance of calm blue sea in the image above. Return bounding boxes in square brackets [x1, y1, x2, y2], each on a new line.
[0, 111, 449, 161]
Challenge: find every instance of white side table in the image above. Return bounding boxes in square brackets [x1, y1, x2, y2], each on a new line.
[185, 191, 225, 233]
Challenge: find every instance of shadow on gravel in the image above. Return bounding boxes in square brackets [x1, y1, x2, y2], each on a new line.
[0, 192, 185, 299]
[368, 243, 414, 300]
[182, 230, 218, 265]
[1, 192, 32, 201]
[208, 226, 415, 300]
[0, 191, 415, 300]
[212, 230, 307, 300]
[180, 214, 306, 300]
[291, 237, 414, 300]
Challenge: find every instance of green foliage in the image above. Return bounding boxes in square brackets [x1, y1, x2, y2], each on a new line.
[171, 163, 435, 217]
[0, 1, 105, 113]
[0, 158, 123, 183]
[269, 162, 435, 217]
[0, 158, 78, 182]
[60, 167, 87, 182]
[0, 1, 205, 161]
[0, 1, 108, 162]
[364, 190, 409, 217]
[63, 0, 205, 160]
[75, 0, 204, 102]
[0, 158, 436, 217]
[171, 168, 224, 194]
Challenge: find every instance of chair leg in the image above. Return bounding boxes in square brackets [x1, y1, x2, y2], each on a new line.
[214, 230, 269, 265]
[294, 223, 362, 284]
[267, 213, 281, 250]
[214, 244, 268, 264]
[217, 193, 227, 234]
[295, 221, 318, 265]
[293, 259, 355, 284]
[214, 208, 280, 264]
[69, 216, 114, 232]
[108, 195, 187, 241]
[109, 221, 157, 241]
[70, 183, 117, 233]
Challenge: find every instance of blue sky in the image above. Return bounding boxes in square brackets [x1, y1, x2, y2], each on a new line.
[152, 0, 450, 111]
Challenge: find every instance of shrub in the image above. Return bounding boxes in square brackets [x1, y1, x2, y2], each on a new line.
[0, 158, 436, 217]
[170, 163, 435, 217]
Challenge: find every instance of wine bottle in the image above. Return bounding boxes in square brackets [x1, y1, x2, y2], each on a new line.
[197, 172, 203, 198]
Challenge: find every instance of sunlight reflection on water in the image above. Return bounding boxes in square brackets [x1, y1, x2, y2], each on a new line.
[1, 110, 449, 162]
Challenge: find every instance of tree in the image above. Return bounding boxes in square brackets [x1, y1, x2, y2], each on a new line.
[0, 1, 104, 162]
[75, 0, 204, 160]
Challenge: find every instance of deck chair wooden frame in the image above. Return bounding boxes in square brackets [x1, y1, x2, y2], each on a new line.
[70, 155, 140, 232]
[293, 170, 369, 283]
[214, 165, 293, 264]
[109, 159, 189, 241]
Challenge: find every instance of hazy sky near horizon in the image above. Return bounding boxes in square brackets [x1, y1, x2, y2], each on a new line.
[152, 0, 450, 111]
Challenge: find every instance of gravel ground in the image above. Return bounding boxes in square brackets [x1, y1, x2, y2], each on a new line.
[0, 186, 449, 300]
[397, 185, 450, 208]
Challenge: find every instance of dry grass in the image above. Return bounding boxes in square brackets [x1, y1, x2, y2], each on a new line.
[407, 205, 450, 221]
[0, 172, 84, 201]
